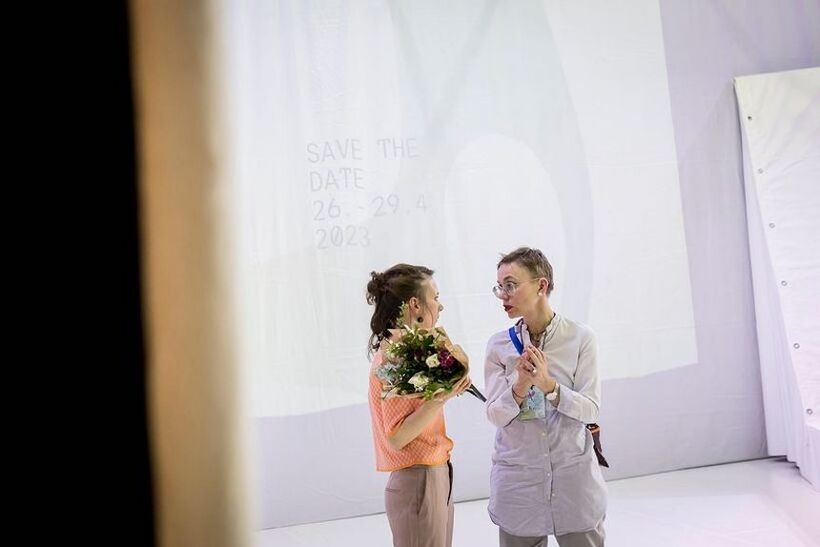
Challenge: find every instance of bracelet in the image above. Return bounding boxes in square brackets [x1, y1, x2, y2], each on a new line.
[512, 387, 527, 399]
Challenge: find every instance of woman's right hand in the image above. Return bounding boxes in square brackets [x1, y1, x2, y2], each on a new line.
[430, 374, 472, 404]
[513, 356, 534, 396]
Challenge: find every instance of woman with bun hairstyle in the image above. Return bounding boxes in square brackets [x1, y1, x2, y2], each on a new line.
[366, 264, 472, 547]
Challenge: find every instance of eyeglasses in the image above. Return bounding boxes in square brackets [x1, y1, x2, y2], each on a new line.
[492, 279, 539, 299]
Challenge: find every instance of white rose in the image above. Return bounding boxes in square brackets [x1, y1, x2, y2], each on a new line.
[408, 372, 430, 391]
[425, 354, 440, 368]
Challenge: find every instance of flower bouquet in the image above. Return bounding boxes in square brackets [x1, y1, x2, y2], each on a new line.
[375, 324, 486, 402]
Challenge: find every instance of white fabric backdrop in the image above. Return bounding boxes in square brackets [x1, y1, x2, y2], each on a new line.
[736, 67, 820, 490]
[234, 0, 697, 419]
[221, 0, 820, 528]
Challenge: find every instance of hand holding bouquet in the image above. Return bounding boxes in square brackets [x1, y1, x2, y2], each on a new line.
[375, 325, 486, 402]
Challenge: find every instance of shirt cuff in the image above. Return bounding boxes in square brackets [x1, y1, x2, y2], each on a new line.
[556, 383, 581, 421]
[488, 386, 522, 427]
[555, 383, 600, 423]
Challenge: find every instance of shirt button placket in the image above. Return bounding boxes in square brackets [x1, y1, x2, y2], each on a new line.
[542, 424, 553, 507]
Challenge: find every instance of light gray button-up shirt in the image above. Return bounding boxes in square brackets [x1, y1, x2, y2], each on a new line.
[484, 314, 607, 537]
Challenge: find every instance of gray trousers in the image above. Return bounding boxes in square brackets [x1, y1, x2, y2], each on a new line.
[385, 462, 454, 547]
[499, 518, 605, 547]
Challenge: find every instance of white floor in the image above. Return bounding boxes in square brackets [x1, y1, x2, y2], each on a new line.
[257, 458, 820, 547]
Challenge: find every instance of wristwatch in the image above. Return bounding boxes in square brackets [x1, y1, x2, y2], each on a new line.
[546, 383, 560, 401]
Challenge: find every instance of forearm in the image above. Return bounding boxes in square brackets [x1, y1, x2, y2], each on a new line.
[555, 385, 599, 423]
[387, 399, 445, 450]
